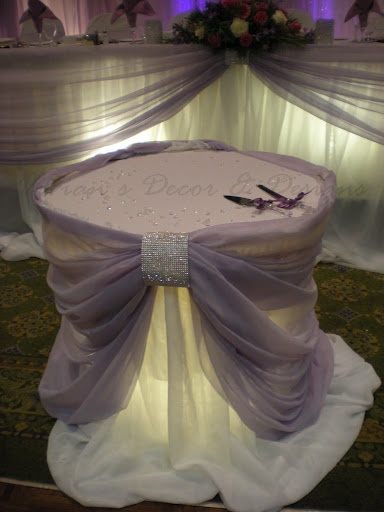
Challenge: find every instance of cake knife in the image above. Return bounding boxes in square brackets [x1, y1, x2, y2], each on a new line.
[224, 195, 290, 217]
[257, 184, 288, 200]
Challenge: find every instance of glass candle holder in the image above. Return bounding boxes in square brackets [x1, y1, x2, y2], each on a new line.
[144, 20, 163, 44]
[315, 19, 335, 45]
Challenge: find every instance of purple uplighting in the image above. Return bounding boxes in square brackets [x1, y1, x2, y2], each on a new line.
[318, 0, 334, 19]
[172, 1, 335, 20]
[174, 0, 193, 11]
[173, 0, 206, 13]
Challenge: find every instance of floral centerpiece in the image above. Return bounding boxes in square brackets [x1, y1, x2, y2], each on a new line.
[170, 1, 313, 56]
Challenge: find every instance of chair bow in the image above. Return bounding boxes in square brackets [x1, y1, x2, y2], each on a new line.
[111, 0, 156, 28]
[344, 0, 384, 30]
[19, 0, 58, 34]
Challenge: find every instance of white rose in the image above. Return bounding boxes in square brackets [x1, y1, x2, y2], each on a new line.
[195, 26, 205, 40]
[230, 18, 249, 38]
[272, 10, 287, 25]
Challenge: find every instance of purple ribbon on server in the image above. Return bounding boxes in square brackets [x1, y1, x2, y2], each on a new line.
[252, 191, 310, 211]
[225, 185, 313, 214]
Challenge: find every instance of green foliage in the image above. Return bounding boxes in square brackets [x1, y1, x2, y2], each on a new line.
[168, 1, 311, 54]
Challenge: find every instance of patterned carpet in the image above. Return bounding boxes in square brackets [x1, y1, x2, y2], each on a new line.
[0, 258, 383, 511]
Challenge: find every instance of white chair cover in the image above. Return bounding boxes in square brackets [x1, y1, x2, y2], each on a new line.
[86, 12, 135, 39]
[367, 12, 384, 39]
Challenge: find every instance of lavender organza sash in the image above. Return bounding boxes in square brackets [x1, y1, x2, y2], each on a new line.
[34, 142, 336, 439]
[0, 48, 227, 165]
[248, 51, 384, 146]
[1, 44, 383, 166]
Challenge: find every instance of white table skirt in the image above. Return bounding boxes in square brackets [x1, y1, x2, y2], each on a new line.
[47, 331, 380, 511]
[34, 142, 381, 511]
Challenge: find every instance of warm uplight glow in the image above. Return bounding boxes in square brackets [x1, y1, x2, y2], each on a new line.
[103, 64, 382, 202]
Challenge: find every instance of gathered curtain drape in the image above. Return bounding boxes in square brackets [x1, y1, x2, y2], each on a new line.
[0, 46, 227, 165]
[1, 45, 383, 165]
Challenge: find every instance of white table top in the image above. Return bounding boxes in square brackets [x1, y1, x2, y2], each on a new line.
[41, 146, 321, 234]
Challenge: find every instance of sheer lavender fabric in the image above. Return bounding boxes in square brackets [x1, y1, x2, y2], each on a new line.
[0, 44, 383, 165]
[248, 46, 384, 146]
[34, 142, 336, 439]
[0, 46, 226, 165]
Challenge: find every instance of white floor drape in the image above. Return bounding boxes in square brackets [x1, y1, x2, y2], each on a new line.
[48, 326, 380, 512]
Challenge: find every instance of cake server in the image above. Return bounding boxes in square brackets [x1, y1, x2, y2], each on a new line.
[257, 185, 315, 213]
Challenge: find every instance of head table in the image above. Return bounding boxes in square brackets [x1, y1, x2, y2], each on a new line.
[0, 41, 383, 274]
[32, 140, 380, 511]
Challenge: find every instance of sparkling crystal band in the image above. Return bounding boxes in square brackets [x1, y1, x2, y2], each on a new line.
[141, 232, 189, 287]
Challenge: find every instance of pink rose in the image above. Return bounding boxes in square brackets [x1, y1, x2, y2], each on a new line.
[207, 34, 223, 48]
[240, 33, 253, 47]
[222, 0, 236, 7]
[240, 4, 251, 18]
[254, 11, 268, 24]
[289, 21, 302, 33]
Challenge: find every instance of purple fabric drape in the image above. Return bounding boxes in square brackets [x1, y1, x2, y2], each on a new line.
[0, 46, 227, 165]
[34, 141, 336, 440]
[248, 51, 384, 146]
[1, 42, 383, 167]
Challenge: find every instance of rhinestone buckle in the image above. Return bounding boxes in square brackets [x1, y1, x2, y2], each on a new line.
[141, 232, 189, 287]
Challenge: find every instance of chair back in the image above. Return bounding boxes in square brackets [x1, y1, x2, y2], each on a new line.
[86, 13, 133, 40]
[366, 13, 384, 40]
